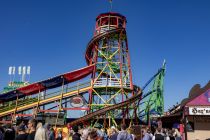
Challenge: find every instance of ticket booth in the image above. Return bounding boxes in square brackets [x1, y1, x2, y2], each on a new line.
[183, 85, 210, 140]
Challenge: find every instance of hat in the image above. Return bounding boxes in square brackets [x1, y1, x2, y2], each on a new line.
[18, 125, 26, 131]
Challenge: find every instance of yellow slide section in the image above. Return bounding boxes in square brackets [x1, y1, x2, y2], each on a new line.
[0, 86, 91, 117]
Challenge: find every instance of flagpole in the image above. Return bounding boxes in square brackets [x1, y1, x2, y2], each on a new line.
[109, 0, 112, 12]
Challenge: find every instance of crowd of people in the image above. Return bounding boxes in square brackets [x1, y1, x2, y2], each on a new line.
[0, 119, 182, 140]
[142, 127, 182, 140]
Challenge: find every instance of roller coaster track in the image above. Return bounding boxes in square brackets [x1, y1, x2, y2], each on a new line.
[0, 26, 163, 125]
[69, 86, 142, 126]
[0, 17, 165, 128]
[0, 27, 125, 118]
[67, 27, 142, 126]
[68, 65, 165, 126]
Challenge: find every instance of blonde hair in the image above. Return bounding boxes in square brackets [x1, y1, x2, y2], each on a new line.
[35, 122, 48, 140]
[36, 122, 43, 130]
[175, 129, 181, 137]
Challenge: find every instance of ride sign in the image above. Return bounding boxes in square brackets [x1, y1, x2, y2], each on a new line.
[70, 96, 85, 107]
[189, 106, 210, 115]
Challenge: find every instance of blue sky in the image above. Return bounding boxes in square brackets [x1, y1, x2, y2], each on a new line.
[0, 0, 210, 111]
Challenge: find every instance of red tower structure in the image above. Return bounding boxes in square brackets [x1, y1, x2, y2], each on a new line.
[0, 12, 142, 128]
[86, 12, 134, 126]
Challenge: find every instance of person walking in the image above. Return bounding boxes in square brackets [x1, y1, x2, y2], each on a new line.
[4, 124, 15, 140]
[49, 127, 55, 140]
[16, 124, 28, 140]
[117, 124, 132, 140]
[152, 128, 164, 140]
[142, 129, 152, 140]
[35, 122, 48, 140]
[56, 129, 63, 140]
[109, 126, 118, 140]
[72, 126, 81, 140]
[27, 119, 37, 140]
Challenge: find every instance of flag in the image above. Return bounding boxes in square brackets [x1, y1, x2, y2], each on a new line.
[27, 66, 30, 75]
[18, 66, 22, 75]
[109, 0, 113, 11]
[23, 66, 26, 75]
[8, 66, 12, 75]
[12, 66, 15, 75]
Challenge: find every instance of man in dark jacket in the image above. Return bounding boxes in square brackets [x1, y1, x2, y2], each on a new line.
[109, 126, 118, 140]
[4, 124, 15, 140]
[152, 128, 164, 140]
[72, 126, 81, 140]
[15, 124, 28, 140]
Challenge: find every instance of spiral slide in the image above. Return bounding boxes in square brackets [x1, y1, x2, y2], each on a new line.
[0, 65, 94, 118]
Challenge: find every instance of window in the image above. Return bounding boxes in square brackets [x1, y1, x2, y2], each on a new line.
[97, 20, 100, 27]
[110, 17, 117, 25]
[118, 19, 123, 27]
[101, 17, 109, 26]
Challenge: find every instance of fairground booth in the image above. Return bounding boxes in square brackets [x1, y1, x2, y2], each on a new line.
[161, 81, 210, 140]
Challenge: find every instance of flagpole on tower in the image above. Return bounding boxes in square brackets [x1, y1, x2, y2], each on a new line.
[109, 0, 112, 12]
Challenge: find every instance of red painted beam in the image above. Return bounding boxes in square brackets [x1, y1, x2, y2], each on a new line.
[39, 109, 59, 113]
[62, 107, 89, 110]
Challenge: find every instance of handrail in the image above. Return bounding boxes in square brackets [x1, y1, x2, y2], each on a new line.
[0, 86, 91, 117]
[0, 81, 91, 114]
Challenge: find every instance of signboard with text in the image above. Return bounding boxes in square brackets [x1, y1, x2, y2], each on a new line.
[189, 106, 210, 115]
[70, 95, 85, 107]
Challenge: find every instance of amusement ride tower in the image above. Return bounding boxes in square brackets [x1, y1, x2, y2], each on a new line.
[0, 11, 165, 128]
[85, 12, 134, 125]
